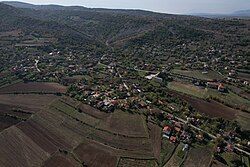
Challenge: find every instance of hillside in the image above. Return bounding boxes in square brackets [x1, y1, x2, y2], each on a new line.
[0, 2, 102, 49]
[0, 2, 249, 167]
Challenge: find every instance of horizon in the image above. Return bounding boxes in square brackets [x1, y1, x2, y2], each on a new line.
[2, 0, 250, 15]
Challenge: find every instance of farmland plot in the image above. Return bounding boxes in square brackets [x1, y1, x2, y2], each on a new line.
[74, 140, 118, 167]
[164, 143, 185, 167]
[0, 82, 66, 94]
[0, 94, 59, 111]
[148, 122, 162, 161]
[0, 103, 32, 131]
[118, 158, 157, 167]
[97, 110, 149, 138]
[0, 126, 49, 167]
[183, 145, 213, 167]
[43, 153, 81, 167]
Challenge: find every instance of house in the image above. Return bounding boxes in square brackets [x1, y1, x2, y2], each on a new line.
[206, 82, 220, 89]
[163, 126, 172, 136]
[218, 83, 226, 92]
[225, 144, 234, 152]
[196, 134, 204, 141]
[170, 136, 177, 143]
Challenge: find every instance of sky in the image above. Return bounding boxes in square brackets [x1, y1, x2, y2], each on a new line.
[5, 0, 250, 14]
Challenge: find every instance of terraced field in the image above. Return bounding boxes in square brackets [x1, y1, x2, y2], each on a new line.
[0, 82, 66, 94]
[0, 93, 158, 167]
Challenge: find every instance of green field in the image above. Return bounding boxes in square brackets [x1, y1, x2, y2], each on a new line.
[171, 69, 224, 80]
[167, 81, 250, 112]
[221, 152, 249, 167]
[159, 138, 177, 166]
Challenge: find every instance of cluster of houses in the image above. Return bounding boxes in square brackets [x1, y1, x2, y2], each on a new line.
[162, 114, 202, 144]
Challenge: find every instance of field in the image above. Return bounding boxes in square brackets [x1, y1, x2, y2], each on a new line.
[97, 110, 149, 138]
[164, 143, 185, 167]
[160, 138, 177, 166]
[171, 69, 223, 81]
[148, 122, 162, 161]
[118, 158, 157, 167]
[43, 154, 80, 167]
[168, 81, 206, 98]
[0, 94, 58, 132]
[0, 82, 66, 94]
[74, 140, 118, 167]
[0, 94, 59, 111]
[0, 93, 158, 166]
[183, 145, 213, 167]
[51, 99, 149, 138]
[167, 81, 250, 112]
[0, 126, 49, 167]
[0, 103, 32, 131]
[220, 152, 249, 167]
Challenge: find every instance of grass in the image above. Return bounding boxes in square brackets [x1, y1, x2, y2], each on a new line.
[167, 81, 206, 98]
[167, 81, 250, 112]
[164, 143, 185, 167]
[50, 99, 100, 126]
[171, 69, 224, 80]
[221, 152, 248, 167]
[159, 138, 177, 166]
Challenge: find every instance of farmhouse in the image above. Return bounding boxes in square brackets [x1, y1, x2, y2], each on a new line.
[206, 82, 220, 89]
[163, 126, 172, 137]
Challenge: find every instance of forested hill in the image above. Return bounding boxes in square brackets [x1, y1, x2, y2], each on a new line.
[1, 1, 249, 52]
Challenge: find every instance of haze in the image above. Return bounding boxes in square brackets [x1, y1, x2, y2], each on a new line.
[4, 0, 250, 14]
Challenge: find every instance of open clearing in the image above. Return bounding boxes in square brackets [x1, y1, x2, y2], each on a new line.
[0, 82, 66, 94]
[171, 69, 223, 81]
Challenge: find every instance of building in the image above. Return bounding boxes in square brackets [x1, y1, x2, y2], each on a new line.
[218, 83, 226, 92]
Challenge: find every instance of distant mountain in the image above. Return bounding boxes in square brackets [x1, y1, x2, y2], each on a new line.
[190, 9, 250, 19]
[0, 2, 100, 49]
[2, 1, 87, 11]
[232, 9, 250, 16]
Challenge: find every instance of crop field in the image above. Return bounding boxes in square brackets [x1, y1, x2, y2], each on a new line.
[164, 143, 185, 167]
[0, 82, 66, 94]
[43, 153, 81, 167]
[160, 138, 177, 166]
[78, 103, 110, 120]
[211, 160, 228, 167]
[220, 152, 249, 167]
[167, 81, 250, 112]
[0, 103, 32, 131]
[0, 95, 157, 166]
[0, 126, 49, 167]
[74, 140, 118, 167]
[148, 122, 162, 161]
[97, 110, 149, 138]
[184, 96, 238, 119]
[167, 81, 206, 98]
[117, 158, 157, 167]
[171, 69, 223, 81]
[183, 145, 213, 167]
[0, 94, 59, 111]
